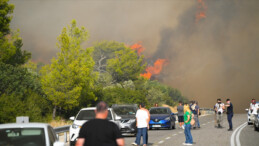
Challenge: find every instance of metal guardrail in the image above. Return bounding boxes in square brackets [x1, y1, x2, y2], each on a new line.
[54, 125, 70, 143]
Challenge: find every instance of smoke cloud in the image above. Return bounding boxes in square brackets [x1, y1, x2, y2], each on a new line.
[10, 0, 259, 112]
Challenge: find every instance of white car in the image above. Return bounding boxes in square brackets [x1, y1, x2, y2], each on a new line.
[69, 107, 121, 146]
[0, 123, 64, 146]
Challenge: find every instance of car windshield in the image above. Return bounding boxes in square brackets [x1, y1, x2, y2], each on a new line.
[0, 128, 45, 146]
[113, 106, 137, 116]
[150, 108, 170, 114]
[76, 109, 112, 120]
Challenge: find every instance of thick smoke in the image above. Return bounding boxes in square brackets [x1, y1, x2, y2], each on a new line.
[10, 0, 259, 112]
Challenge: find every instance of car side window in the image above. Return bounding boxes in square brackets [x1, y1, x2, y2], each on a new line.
[47, 126, 56, 145]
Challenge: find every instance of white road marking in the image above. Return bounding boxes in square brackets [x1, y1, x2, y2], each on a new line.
[172, 134, 177, 136]
[236, 123, 247, 146]
[165, 137, 171, 140]
[208, 122, 210, 123]
[179, 131, 183, 134]
[230, 122, 247, 146]
[158, 140, 164, 144]
[202, 124, 206, 125]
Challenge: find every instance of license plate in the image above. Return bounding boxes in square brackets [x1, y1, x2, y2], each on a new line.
[153, 125, 161, 127]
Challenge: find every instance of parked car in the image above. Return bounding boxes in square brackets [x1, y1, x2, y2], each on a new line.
[69, 107, 121, 146]
[149, 107, 176, 130]
[112, 104, 138, 135]
[246, 101, 259, 125]
[254, 110, 259, 131]
[0, 123, 64, 146]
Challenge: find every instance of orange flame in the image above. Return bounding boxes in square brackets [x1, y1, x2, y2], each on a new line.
[141, 59, 168, 79]
[195, 0, 207, 23]
[130, 42, 145, 56]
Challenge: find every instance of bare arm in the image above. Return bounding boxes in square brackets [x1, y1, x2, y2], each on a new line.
[76, 138, 85, 146]
[116, 138, 125, 146]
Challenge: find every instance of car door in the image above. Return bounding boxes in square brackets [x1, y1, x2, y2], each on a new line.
[47, 126, 57, 146]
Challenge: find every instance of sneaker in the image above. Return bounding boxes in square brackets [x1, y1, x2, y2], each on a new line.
[182, 125, 185, 129]
[228, 129, 233, 131]
[183, 143, 193, 145]
[131, 142, 137, 145]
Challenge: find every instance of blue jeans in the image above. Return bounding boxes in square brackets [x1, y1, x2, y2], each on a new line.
[135, 127, 147, 145]
[227, 113, 233, 129]
[184, 124, 193, 144]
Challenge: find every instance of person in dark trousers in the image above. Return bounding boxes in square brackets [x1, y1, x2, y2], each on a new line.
[76, 101, 124, 146]
[225, 98, 234, 131]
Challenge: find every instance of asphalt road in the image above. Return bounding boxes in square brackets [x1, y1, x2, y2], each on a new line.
[122, 114, 259, 146]
[65, 114, 258, 146]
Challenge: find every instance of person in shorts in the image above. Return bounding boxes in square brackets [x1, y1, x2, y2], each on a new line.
[177, 101, 184, 129]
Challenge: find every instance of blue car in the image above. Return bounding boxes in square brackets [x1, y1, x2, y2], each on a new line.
[149, 107, 176, 130]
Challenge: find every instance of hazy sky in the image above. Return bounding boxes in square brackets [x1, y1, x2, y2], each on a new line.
[10, 0, 259, 112]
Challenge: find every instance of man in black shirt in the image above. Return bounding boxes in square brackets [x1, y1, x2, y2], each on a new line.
[225, 99, 233, 131]
[76, 101, 124, 146]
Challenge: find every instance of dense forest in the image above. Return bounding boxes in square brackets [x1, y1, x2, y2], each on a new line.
[0, 0, 188, 123]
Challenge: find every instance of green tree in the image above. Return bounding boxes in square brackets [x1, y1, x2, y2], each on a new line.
[0, 0, 31, 65]
[107, 48, 146, 82]
[40, 20, 97, 119]
[92, 41, 126, 73]
[0, 63, 49, 123]
[101, 86, 147, 106]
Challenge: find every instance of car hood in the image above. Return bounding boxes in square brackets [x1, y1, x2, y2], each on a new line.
[150, 114, 170, 120]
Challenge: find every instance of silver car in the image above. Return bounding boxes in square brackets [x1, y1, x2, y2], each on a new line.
[112, 104, 138, 135]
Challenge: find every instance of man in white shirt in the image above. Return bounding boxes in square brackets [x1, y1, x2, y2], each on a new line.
[214, 98, 225, 128]
[250, 99, 259, 123]
[132, 103, 150, 146]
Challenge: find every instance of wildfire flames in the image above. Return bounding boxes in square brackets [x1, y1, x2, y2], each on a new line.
[141, 59, 168, 79]
[129, 42, 168, 80]
[196, 0, 207, 22]
[130, 42, 145, 56]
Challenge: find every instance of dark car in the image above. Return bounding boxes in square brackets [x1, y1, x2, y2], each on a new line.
[112, 104, 138, 135]
[149, 107, 176, 130]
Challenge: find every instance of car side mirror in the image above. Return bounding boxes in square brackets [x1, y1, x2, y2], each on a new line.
[53, 141, 65, 146]
[115, 115, 122, 120]
[245, 109, 249, 112]
[69, 116, 75, 121]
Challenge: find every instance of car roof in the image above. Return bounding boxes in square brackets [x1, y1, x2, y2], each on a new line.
[0, 123, 50, 129]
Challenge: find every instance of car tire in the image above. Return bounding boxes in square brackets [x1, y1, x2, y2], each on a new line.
[254, 124, 259, 131]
